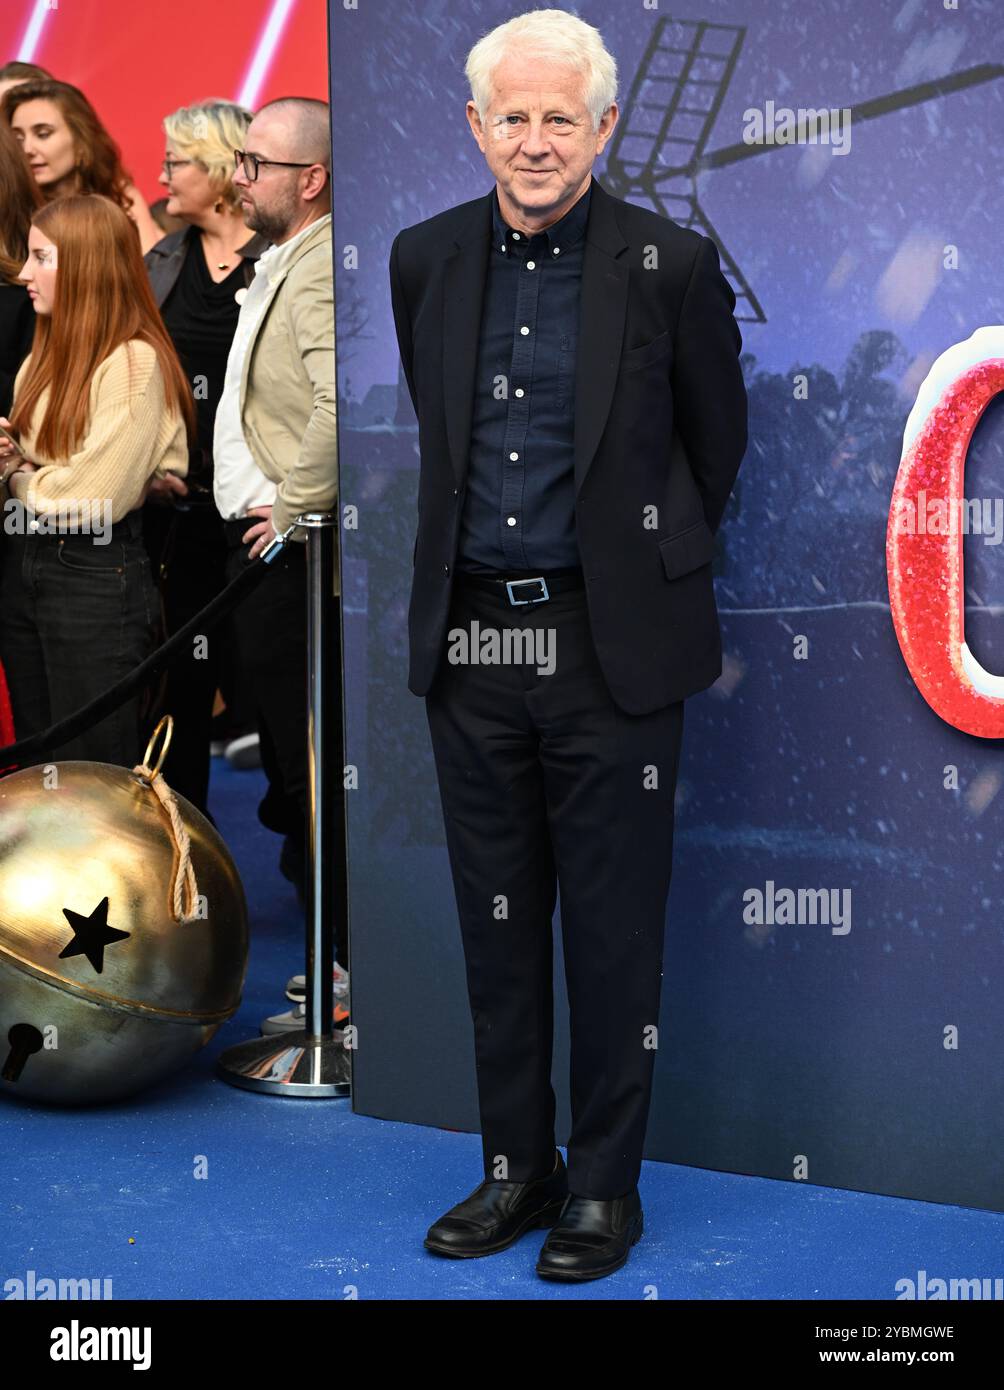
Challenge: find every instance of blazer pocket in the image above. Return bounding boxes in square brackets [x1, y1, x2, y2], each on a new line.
[658, 517, 715, 580]
[619, 330, 672, 374]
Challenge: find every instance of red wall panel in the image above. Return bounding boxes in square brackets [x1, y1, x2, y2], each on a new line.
[0, 0, 329, 203]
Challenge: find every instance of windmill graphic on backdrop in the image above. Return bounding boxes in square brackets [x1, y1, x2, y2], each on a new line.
[603, 16, 1004, 323]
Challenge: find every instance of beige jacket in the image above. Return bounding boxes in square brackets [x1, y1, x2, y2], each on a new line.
[238, 215, 338, 540]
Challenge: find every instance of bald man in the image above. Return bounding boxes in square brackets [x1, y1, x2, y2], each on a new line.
[215, 97, 345, 982]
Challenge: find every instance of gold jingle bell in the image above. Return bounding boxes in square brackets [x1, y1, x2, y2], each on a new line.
[0, 718, 248, 1104]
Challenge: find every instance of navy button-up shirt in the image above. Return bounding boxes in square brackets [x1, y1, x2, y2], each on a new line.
[457, 182, 591, 573]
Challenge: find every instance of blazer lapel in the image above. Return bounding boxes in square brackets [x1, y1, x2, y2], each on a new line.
[442, 193, 492, 491]
[240, 217, 332, 411]
[573, 177, 629, 496]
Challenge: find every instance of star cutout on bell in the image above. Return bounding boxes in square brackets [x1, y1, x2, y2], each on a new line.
[58, 897, 130, 973]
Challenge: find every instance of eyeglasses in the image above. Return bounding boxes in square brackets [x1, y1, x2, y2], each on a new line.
[233, 149, 320, 182]
[161, 159, 194, 175]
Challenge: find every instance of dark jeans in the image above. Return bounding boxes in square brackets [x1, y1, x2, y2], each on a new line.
[0, 511, 159, 767]
[225, 532, 348, 964]
[425, 580, 685, 1200]
[142, 501, 229, 814]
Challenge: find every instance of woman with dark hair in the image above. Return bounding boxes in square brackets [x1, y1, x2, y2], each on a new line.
[2, 78, 162, 252]
[0, 116, 40, 415]
[0, 61, 51, 103]
[142, 98, 266, 813]
[0, 195, 195, 765]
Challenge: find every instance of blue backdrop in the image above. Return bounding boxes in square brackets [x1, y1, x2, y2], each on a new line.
[330, 0, 1004, 1212]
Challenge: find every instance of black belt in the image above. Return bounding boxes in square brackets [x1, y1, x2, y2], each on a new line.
[455, 567, 584, 606]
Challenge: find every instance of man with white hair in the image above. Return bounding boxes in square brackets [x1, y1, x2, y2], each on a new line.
[391, 9, 747, 1281]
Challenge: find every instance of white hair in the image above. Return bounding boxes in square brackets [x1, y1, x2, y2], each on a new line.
[465, 8, 618, 132]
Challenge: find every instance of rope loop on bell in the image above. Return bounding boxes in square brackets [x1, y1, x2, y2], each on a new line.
[132, 715, 200, 923]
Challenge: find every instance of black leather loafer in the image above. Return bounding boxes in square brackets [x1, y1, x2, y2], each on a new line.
[424, 1150, 568, 1258]
[535, 1189, 643, 1281]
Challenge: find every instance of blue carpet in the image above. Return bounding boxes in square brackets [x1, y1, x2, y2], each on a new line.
[1, 758, 1000, 1301]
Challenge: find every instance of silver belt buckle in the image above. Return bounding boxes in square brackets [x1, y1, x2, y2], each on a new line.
[505, 576, 549, 606]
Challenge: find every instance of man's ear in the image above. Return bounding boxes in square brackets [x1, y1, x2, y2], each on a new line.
[596, 102, 619, 154]
[303, 165, 330, 203]
[465, 100, 486, 152]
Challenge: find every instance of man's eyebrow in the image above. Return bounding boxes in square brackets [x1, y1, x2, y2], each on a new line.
[493, 104, 578, 115]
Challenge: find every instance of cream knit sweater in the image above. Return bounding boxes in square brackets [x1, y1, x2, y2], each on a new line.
[10, 339, 188, 526]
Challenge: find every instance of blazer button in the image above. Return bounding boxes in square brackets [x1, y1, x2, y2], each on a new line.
[453, 488, 458, 495]
[444, 564, 450, 575]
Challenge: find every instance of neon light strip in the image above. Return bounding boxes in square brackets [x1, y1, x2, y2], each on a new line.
[17, 0, 53, 63]
[237, 0, 297, 110]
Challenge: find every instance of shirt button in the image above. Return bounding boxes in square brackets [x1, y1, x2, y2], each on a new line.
[506, 516, 517, 527]
[512, 231, 520, 240]
[501, 243, 507, 252]
[526, 260, 535, 270]
[509, 452, 519, 461]
[514, 388, 524, 398]
[520, 326, 529, 335]
[552, 246, 560, 255]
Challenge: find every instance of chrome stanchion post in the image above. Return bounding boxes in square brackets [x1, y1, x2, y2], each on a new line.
[304, 512, 336, 1045]
[217, 513, 351, 1097]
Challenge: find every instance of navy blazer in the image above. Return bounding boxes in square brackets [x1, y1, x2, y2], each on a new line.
[390, 174, 748, 715]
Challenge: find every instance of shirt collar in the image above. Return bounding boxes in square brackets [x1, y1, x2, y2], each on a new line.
[491, 182, 591, 259]
[256, 212, 331, 283]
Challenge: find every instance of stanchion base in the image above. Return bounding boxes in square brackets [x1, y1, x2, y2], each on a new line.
[215, 1029, 352, 1097]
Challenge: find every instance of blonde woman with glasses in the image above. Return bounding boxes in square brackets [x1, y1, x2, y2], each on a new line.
[142, 99, 267, 814]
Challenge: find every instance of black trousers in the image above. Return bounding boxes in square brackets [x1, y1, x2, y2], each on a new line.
[142, 502, 229, 815]
[0, 512, 158, 767]
[425, 579, 685, 1200]
[224, 531, 348, 965]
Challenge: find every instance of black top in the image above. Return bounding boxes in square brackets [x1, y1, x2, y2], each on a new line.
[457, 184, 591, 573]
[160, 234, 249, 491]
[0, 281, 36, 418]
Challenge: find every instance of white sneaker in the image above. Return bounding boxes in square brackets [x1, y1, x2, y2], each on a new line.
[224, 732, 261, 769]
[285, 961, 349, 1003]
[261, 1002, 305, 1035]
[260, 996, 351, 1036]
